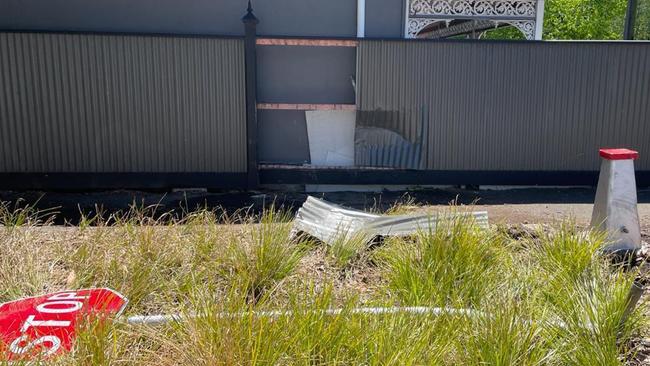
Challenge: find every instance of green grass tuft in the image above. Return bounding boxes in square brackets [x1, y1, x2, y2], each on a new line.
[377, 215, 506, 307]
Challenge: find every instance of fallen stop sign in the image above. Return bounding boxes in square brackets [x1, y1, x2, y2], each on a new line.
[0, 288, 127, 361]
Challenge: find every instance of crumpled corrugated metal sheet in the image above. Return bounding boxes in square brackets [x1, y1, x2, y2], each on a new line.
[354, 127, 424, 169]
[354, 108, 428, 170]
[291, 196, 489, 245]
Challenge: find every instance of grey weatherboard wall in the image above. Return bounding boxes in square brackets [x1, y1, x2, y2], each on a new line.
[0, 32, 247, 175]
[0, 0, 357, 37]
[357, 40, 650, 172]
[257, 46, 357, 104]
[365, 0, 405, 38]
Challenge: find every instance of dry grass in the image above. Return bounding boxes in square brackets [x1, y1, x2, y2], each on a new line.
[0, 201, 647, 365]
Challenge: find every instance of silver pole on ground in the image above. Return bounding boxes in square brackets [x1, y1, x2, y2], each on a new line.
[124, 306, 578, 330]
[125, 306, 482, 326]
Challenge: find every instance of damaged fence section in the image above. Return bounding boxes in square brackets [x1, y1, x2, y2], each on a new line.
[354, 108, 429, 170]
[290, 196, 489, 245]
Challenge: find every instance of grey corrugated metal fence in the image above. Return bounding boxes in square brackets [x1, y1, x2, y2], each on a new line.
[357, 40, 650, 171]
[0, 32, 247, 173]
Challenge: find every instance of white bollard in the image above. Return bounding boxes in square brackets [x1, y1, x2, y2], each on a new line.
[590, 148, 641, 257]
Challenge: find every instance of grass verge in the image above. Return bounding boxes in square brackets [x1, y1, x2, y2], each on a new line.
[0, 203, 646, 365]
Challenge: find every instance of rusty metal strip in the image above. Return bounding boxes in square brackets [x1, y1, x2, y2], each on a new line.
[256, 38, 358, 47]
[257, 103, 357, 111]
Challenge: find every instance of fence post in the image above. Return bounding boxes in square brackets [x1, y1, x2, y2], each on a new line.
[242, 1, 259, 189]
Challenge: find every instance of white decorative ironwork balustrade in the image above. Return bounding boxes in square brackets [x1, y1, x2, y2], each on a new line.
[405, 0, 542, 40]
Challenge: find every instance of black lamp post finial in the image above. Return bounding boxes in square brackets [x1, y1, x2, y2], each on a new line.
[242, 0, 258, 24]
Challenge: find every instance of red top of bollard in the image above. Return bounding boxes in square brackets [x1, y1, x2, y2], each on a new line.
[599, 148, 639, 160]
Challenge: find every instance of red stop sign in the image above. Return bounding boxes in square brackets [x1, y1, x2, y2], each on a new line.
[0, 288, 128, 361]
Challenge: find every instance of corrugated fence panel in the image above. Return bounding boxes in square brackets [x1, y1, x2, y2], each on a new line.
[0, 32, 246, 173]
[357, 40, 650, 171]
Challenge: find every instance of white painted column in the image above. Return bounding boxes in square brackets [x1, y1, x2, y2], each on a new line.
[357, 0, 366, 37]
[534, 0, 545, 40]
[403, 0, 411, 37]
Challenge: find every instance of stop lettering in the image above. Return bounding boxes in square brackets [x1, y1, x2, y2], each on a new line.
[0, 288, 128, 361]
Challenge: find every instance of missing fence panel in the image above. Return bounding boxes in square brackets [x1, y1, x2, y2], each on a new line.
[355, 108, 428, 169]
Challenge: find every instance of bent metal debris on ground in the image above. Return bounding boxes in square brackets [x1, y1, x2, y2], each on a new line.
[290, 196, 489, 245]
